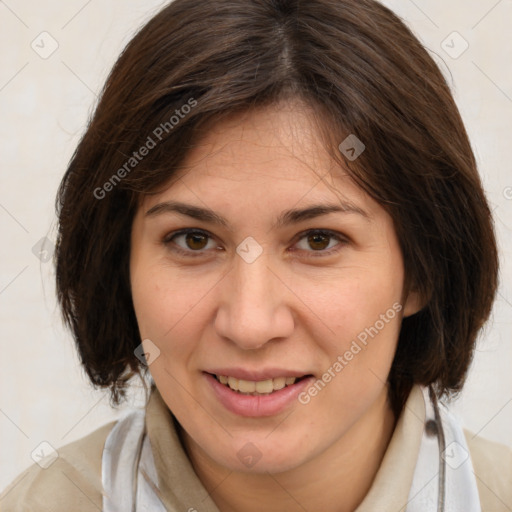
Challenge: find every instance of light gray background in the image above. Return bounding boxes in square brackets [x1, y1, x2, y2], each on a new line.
[1, 0, 511, 492]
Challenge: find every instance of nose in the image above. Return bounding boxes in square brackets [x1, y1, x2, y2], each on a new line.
[213, 250, 295, 350]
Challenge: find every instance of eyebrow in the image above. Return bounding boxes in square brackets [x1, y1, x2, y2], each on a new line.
[145, 200, 370, 229]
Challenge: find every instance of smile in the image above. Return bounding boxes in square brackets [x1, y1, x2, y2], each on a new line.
[214, 374, 301, 395]
[204, 372, 315, 417]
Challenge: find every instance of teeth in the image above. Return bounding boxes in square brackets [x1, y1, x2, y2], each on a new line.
[238, 379, 256, 393]
[216, 375, 298, 394]
[255, 379, 274, 393]
[273, 377, 286, 390]
[228, 376, 238, 390]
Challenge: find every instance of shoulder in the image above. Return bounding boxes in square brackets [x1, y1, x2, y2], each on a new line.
[464, 429, 512, 511]
[0, 420, 116, 512]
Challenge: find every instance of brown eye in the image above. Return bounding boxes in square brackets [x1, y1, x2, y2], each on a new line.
[164, 229, 217, 256]
[294, 229, 347, 257]
[185, 231, 209, 250]
[307, 232, 331, 251]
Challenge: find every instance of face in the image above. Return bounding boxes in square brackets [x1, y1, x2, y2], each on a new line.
[130, 100, 421, 474]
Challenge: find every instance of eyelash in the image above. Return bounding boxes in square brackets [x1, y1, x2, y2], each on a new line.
[162, 228, 348, 259]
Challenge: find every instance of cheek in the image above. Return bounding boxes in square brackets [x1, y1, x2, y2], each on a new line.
[130, 268, 168, 337]
[131, 267, 197, 404]
[130, 261, 216, 376]
[311, 269, 403, 338]
[304, 262, 404, 391]
[131, 260, 196, 337]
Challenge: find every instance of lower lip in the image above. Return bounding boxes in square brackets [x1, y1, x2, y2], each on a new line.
[204, 373, 315, 417]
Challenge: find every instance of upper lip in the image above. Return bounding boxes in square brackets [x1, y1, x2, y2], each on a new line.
[205, 368, 311, 381]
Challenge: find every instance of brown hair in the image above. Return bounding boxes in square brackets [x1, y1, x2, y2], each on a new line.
[55, 0, 498, 415]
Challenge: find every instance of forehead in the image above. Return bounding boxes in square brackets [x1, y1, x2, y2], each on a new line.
[180, 100, 336, 181]
[142, 100, 378, 217]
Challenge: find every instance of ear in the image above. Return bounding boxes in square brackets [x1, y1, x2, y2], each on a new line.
[402, 289, 425, 318]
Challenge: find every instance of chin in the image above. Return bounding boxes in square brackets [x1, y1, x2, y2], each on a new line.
[207, 434, 312, 475]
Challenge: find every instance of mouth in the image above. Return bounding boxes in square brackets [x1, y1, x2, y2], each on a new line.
[203, 368, 315, 417]
[210, 373, 311, 396]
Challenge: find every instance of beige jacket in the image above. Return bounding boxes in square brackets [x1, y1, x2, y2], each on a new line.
[1, 385, 511, 511]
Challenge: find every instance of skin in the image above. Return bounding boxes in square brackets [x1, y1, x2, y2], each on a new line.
[130, 99, 423, 512]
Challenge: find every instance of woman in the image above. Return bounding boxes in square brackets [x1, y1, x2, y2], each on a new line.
[1, 0, 511, 510]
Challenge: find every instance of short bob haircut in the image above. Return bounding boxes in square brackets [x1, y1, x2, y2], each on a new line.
[55, 0, 498, 417]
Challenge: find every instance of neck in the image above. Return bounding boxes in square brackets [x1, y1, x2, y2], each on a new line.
[180, 387, 397, 512]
